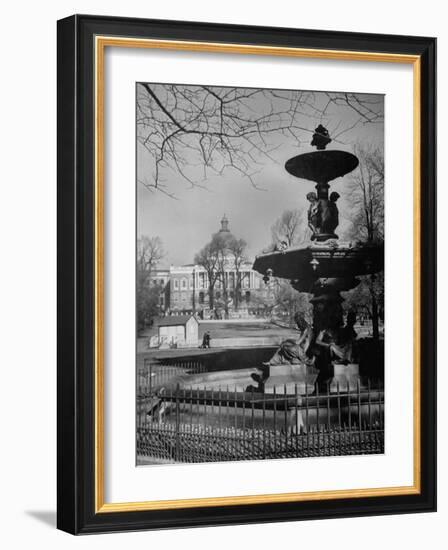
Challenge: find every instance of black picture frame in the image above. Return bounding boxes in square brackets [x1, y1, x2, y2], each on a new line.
[57, 14, 436, 534]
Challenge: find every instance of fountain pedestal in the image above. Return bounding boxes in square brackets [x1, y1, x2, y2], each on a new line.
[253, 240, 383, 388]
[253, 125, 384, 389]
[329, 363, 363, 392]
[262, 363, 318, 394]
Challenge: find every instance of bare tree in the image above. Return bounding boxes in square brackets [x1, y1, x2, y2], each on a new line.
[136, 236, 165, 331]
[194, 243, 220, 310]
[345, 145, 385, 341]
[227, 237, 248, 309]
[343, 272, 384, 339]
[137, 236, 164, 277]
[347, 145, 384, 243]
[212, 232, 233, 317]
[137, 84, 384, 195]
[195, 231, 249, 315]
[271, 209, 307, 248]
[272, 280, 312, 327]
[251, 278, 312, 328]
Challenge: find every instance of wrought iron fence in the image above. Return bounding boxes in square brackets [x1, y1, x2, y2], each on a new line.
[137, 362, 384, 464]
[138, 359, 206, 396]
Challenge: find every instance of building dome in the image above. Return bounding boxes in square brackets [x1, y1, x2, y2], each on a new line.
[213, 214, 236, 254]
[219, 214, 230, 233]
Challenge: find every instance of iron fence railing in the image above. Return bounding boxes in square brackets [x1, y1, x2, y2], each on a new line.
[138, 359, 206, 396]
[137, 423, 384, 463]
[137, 362, 384, 464]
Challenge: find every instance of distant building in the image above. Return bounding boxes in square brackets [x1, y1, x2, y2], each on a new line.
[151, 216, 270, 318]
[157, 314, 199, 347]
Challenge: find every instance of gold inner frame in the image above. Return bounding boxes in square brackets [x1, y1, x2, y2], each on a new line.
[94, 36, 421, 514]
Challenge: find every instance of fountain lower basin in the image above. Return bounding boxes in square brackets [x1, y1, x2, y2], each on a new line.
[253, 242, 384, 284]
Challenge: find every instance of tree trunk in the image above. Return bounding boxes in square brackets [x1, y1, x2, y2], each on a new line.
[208, 285, 214, 310]
[234, 280, 241, 309]
[223, 285, 229, 318]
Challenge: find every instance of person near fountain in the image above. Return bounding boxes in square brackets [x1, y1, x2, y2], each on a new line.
[200, 331, 211, 349]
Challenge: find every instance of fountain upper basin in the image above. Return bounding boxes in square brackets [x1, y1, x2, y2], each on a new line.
[285, 150, 359, 184]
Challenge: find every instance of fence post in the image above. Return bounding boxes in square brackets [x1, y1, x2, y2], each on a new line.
[357, 378, 362, 450]
[283, 384, 287, 455]
[295, 383, 299, 457]
[175, 383, 180, 460]
[305, 381, 309, 455]
[251, 386, 255, 458]
[262, 390, 266, 459]
[273, 385, 277, 456]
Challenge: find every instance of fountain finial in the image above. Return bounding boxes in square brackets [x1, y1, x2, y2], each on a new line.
[311, 124, 332, 150]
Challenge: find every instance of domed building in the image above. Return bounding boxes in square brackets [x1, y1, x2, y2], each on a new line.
[219, 213, 230, 233]
[153, 215, 270, 319]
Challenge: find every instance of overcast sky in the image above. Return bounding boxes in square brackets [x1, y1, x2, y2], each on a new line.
[137, 86, 384, 266]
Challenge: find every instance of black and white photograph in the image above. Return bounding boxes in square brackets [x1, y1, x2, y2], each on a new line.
[0, 1, 440, 543]
[136, 83, 385, 465]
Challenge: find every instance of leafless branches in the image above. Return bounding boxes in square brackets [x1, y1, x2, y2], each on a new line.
[270, 209, 307, 248]
[137, 84, 384, 196]
[138, 84, 317, 191]
[136, 236, 165, 331]
[194, 232, 249, 314]
[323, 92, 384, 127]
[137, 236, 165, 279]
[194, 242, 220, 310]
[346, 145, 384, 243]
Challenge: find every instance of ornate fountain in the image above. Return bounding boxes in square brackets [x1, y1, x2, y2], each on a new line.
[253, 125, 384, 389]
[143, 126, 384, 444]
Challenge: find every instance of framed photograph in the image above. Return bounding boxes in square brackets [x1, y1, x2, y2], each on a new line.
[57, 15, 436, 534]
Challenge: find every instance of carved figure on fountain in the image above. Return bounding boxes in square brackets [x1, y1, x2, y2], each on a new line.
[310, 292, 344, 334]
[306, 192, 320, 238]
[316, 310, 358, 365]
[323, 192, 340, 234]
[266, 315, 315, 367]
[310, 124, 332, 150]
[307, 193, 340, 241]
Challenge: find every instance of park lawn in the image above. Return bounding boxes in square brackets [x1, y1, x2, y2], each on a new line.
[141, 320, 297, 340]
[137, 320, 298, 358]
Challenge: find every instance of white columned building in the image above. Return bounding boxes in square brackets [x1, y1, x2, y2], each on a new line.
[154, 216, 270, 318]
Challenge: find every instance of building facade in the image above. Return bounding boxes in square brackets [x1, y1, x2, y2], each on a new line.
[167, 261, 268, 317]
[151, 216, 271, 318]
